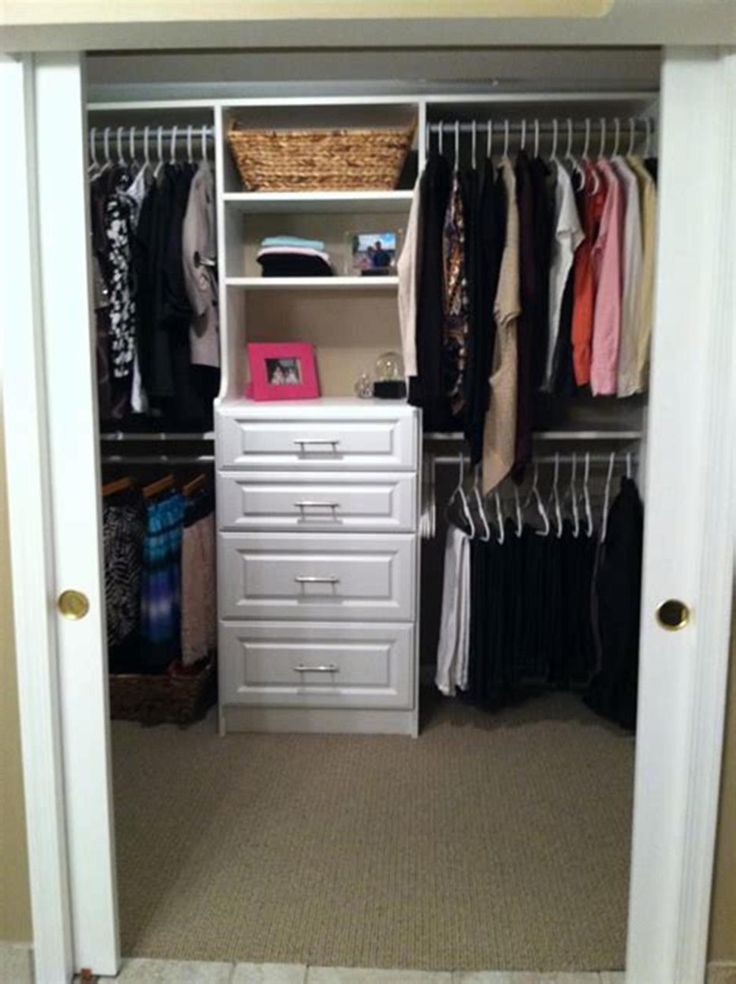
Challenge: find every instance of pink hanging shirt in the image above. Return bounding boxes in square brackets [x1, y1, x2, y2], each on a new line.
[590, 159, 623, 396]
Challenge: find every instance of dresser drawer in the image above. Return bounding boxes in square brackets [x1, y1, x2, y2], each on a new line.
[220, 621, 414, 709]
[218, 471, 417, 533]
[218, 532, 416, 622]
[216, 406, 417, 471]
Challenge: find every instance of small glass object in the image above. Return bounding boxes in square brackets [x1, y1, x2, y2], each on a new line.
[373, 351, 406, 400]
[354, 372, 374, 399]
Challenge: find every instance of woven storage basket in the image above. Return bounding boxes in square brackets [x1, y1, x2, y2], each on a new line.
[227, 123, 415, 192]
[109, 657, 216, 726]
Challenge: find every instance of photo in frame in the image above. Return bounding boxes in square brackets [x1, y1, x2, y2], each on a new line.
[246, 342, 320, 401]
[347, 230, 401, 276]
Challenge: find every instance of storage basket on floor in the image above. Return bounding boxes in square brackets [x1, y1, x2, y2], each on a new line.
[109, 657, 216, 726]
[227, 123, 415, 191]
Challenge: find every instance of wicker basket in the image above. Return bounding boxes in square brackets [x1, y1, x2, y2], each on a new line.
[109, 657, 216, 727]
[227, 123, 415, 192]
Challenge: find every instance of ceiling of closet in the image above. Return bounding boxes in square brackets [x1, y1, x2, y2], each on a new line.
[86, 47, 661, 102]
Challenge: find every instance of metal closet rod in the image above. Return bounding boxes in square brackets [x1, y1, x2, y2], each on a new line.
[430, 452, 639, 467]
[428, 118, 654, 135]
[91, 126, 215, 141]
[101, 454, 215, 465]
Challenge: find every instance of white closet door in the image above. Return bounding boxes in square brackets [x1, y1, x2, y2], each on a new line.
[34, 55, 120, 977]
[626, 48, 736, 984]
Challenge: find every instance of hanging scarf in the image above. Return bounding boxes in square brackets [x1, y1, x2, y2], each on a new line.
[442, 171, 470, 415]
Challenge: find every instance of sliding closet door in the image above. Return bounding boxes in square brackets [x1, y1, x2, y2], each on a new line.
[626, 48, 736, 984]
[34, 53, 119, 977]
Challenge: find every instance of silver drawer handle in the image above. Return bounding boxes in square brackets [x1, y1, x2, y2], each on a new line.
[294, 438, 340, 450]
[293, 664, 339, 673]
[294, 575, 340, 584]
[294, 501, 339, 509]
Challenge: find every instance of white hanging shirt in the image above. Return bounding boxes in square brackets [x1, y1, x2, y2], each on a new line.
[396, 175, 422, 380]
[543, 163, 584, 389]
[611, 156, 644, 397]
[435, 524, 471, 696]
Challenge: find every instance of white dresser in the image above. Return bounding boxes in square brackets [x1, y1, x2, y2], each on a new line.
[215, 399, 421, 735]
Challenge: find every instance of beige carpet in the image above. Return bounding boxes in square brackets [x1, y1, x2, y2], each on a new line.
[111, 691, 634, 972]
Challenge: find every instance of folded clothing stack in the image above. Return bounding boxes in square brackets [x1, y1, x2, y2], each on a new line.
[257, 236, 333, 277]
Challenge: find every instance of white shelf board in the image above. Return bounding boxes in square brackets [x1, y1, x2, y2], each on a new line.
[226, 275, 399, 290]
[223, 190, 413, 213]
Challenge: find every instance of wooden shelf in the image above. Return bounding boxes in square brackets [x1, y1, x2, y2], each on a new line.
[223, 191, 413, 213]
[225, 276, 399, 290]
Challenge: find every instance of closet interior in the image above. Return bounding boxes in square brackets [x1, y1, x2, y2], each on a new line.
[89, 49, 658, 973]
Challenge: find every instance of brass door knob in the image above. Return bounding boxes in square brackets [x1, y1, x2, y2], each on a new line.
[57, 590, 90, 621]
[656, 599, 691, 631]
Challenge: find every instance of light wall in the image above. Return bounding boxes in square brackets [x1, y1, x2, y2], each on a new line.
[0, 415, 32, 942]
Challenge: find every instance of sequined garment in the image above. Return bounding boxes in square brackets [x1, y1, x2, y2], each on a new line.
[442, 172, 470, 414]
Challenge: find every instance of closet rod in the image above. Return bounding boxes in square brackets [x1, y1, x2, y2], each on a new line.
[430, 453, 639, 467]
[427, 119, 654, 135]
[101, 454, 215, 465]
[424, 430, 642, 441]
[100, 432, 215, 442]
[91, 126, 214, 141]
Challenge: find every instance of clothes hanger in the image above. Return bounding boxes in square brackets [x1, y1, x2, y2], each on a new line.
[182, 473, 207, 497]
[549, 117, 560, 167]
[471, 120, 477, 171]
[449, 456, 475, 538]
[644, 116, 652, 158]
[582, 452, 594, 538]
[626, 452, 633, 480]
[627, 117, 636, 157]
[533, 118, 539, 159]
[472, 466, 492, 542]
[568, 453, 581, 538]
[612, 117, 621, 157]
[519, 118, 527, 154]
[201, 124, 209, 164]
[513, 485, 523, 538]
[503, 119, 510, 159]
[142, 125, 152, 174]
[154, 126, 165, 178]
[186, 125, 194, 165]
[486, 119, 493, 161]
[88, 126, 99, 176]
[598, 117, 607, 160]
[566, 117, 585, 189]
[438, 119, 444, 156]
[98, 126, 112, 174]
[102, 476, 134, 497]
[453, 119, 460, 173]
[170, 124, 179, 165]
[143, 473, 175, 501]
[549, 453, 563, 538]
[600, 452, 617, 543]
[528, 462, 551, 537]
[494, 489, 505, 545]
[116, 126, 126, 167]
[582, 117, 600, 194]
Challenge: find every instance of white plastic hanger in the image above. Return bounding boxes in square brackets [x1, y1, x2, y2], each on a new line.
[494, 490, 505, 545]
[513, 485, 523, 538]
[101, 126, 112, 172]
[529, 463, 551, 537]
[454, 120, 460, 173]
[170, 124, 178, 164]
[627, 117, 636, 157]
[566, 117, 585, 189]
[451, 457, 476, 539]
[186, 125, 194, 164]
[582, 118, 600, 194]
[486, 119, 493, 160]
[582, 452, 594, 538]
[128, 126, 137, 167]
[569, 453, 580, 538]
[626, 452, 633, 480]
[533, 118, 540, 159]
[154, 126, 165, 177]
[116, 126, 126, 167]
[601, 452, 616, 543]
[549, 118, 559, 165]
[471, 120, 477, 171]
[142, 125, 151, 173]
[88, 126, 99, 175]
[612, 117, 621, 157]
[438, 120, 444, 156]
[598, 117, 607, 159]
[549, 453, 563, 538]
[201, 124, 209, 164]
[472, 466, 492, 542]
[503, 119, 510, 158]
[520, 118, 527, 152]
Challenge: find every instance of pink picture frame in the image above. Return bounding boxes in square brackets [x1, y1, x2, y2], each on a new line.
[246, 342, 320, 401]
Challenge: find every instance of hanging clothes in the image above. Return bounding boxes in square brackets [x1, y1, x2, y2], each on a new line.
[513, 150, 536, 480]
[585, 476, 644, 729]
[435, 523, 471, 696]
[611, 156, 644, 398]
[103, 488, 146, 673]
[180, 491, 216, 667]
[571, 164, 606, 387]
[140, 490, 186, 673]
[442, 171, 471, 416]
[482, 158, 519, 493]
[409, 151, 453, 429]
[627, 154, 657, 393]
[590, 159, 624, 396]
[182, 159, 220, 369]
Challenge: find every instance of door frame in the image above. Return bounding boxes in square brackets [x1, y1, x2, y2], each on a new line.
[1, 45, 734, 984]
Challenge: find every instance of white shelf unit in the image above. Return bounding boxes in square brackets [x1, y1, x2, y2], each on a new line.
[225, 276, 399, 290]
[222, 190, 414, 213]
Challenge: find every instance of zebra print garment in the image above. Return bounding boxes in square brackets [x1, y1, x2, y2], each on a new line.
[103, 494, 146, 650]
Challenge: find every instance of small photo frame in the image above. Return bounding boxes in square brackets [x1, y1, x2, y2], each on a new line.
[348, 230, 400, 277]
[246, 342, 320, 401]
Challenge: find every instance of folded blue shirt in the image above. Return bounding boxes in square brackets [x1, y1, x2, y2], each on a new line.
[261, 235, 326, 251]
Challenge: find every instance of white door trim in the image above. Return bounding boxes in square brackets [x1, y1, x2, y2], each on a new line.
[626, 47, 736, 984]
[0, 53, 74, 984]
[1, 44, 734, 984]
